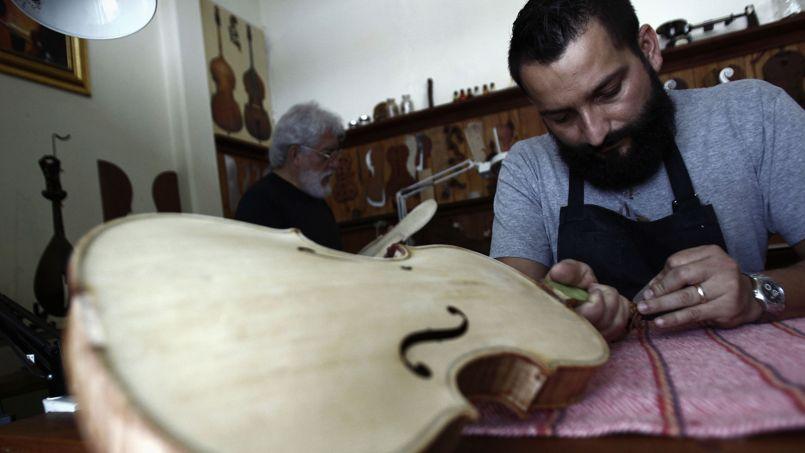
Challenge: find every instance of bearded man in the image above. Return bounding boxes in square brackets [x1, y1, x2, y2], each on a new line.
[492, 0, 805, 340]
[236, 102, 344, 250]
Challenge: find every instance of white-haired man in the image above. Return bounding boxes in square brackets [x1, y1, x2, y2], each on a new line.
[236, 102, 344, 250]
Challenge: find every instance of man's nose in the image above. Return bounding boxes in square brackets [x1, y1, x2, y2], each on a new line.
[579, 108, 609, 147]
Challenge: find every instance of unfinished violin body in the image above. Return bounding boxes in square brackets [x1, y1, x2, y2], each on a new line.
[65, 214, 608, 452]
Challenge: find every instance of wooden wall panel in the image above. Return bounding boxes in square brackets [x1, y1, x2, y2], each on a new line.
[479, 110, 523, 194]
[746, 44, 801, 79]
[216, 150, 269, 219]
[458, 121, 490, 201]
[659, 68, 696, 89]
[746, 43, 805, 106]
[441, 123, 474, 203]
[359, 141, 394, 219]
[516, 106, 546, 140]
[328, 147, 363, 222]
[482, 110, 521, 153]
[415, 206, 495, 255]
[412, 131, 436, 209]
[691, 55, 751, 87]
[384, 135, 418, 214]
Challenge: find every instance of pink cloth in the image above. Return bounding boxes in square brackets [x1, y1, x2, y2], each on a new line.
[464, 318, 805, 438]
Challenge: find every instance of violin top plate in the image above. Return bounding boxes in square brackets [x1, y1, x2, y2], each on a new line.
[67, 213, 608, 453]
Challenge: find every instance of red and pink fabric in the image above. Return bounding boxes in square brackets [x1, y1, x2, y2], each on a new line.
[466, 319, 805, 438]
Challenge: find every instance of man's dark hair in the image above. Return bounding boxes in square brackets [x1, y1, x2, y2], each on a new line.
[508, 0, 641, 88]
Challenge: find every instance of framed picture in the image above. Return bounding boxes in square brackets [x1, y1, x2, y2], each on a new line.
[0, 0, 90, 95]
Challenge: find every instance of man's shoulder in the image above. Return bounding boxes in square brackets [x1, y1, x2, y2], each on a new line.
[672, 79, 784, 110]
[234, 174, 284, 220]
[498, 133, 567, 195]
[508, 133, 556, 163]
[245, 173, 297, 197]
[671, 79, 787, 134]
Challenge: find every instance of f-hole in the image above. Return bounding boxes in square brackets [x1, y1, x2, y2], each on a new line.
[399, 305, 469, 379]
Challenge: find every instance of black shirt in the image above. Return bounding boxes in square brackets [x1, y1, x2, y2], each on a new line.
[235, 173, 343, 250]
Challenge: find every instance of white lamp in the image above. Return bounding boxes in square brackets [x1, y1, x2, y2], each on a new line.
[11, 0, 158, 39]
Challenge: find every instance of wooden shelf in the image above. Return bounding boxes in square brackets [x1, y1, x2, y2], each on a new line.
[342, 13, 805, 149]
[342, 88, 530, 148]
[661, 13, 805, 73]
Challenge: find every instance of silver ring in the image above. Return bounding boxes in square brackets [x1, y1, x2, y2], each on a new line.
[695, 284, 707, 304]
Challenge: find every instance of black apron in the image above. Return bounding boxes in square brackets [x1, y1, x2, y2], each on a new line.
[556, 143, 728, 300]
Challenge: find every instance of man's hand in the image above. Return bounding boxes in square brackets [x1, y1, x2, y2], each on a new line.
[549, 259, 632, 341]
[636, 245, 763, 329]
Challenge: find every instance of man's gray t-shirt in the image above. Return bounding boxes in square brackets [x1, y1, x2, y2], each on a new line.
[490, 80, 805, 273]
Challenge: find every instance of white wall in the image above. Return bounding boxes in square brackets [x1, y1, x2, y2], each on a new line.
[0, 5, 173, 313]
[0, 0, 260, 313]
[260, 0, 771, 123]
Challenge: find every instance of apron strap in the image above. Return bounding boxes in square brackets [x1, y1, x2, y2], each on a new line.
[665, 142, 702, 213]
[566, 170, 585, 219]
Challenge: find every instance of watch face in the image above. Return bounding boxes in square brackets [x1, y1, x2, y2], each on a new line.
[760, 281, 783, 304]
[758, 277, 785, 308]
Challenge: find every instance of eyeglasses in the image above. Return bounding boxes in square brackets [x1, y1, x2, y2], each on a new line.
[296, 144, 342, 162]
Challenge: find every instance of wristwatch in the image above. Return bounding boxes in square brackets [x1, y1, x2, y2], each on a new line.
[745, 273, 785, 316]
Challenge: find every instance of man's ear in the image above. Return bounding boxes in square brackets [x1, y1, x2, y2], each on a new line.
[287, 145, 301, 165]
[637, 24, 663, 72]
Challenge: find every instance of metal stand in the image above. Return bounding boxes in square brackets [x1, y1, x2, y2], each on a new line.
[0, 293, 65, 398]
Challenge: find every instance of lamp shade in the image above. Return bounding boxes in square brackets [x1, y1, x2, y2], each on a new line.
[11, 0, 157, 40]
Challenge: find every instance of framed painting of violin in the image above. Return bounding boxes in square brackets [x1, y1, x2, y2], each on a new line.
[201, 0, 273, 147]
[0, 0, 90, 95]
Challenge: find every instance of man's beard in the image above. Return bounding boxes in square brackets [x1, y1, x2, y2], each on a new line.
[298, 169, 333, 199]
[554, 69, 676, 191]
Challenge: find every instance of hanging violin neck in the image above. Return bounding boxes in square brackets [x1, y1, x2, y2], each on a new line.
[215, 6, 223, 56]
[247, 25, 254, 67]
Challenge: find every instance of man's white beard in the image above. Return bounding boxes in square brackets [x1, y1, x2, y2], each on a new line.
[299, 169, 332, 199]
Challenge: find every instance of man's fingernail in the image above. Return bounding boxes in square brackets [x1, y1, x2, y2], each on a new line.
[642, 289, 654, 300]
[637, 302, 648, 313]
[655, 318, 665, 327]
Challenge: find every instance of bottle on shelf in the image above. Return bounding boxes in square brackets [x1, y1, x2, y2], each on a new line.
[400, 94, 414, 114]
[386, 97, 400, 117]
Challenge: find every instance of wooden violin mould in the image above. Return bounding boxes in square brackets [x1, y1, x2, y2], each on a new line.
[65, 214, 608, 452]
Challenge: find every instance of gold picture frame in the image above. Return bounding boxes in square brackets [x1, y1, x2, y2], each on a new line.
[0, 0, 91, 96]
